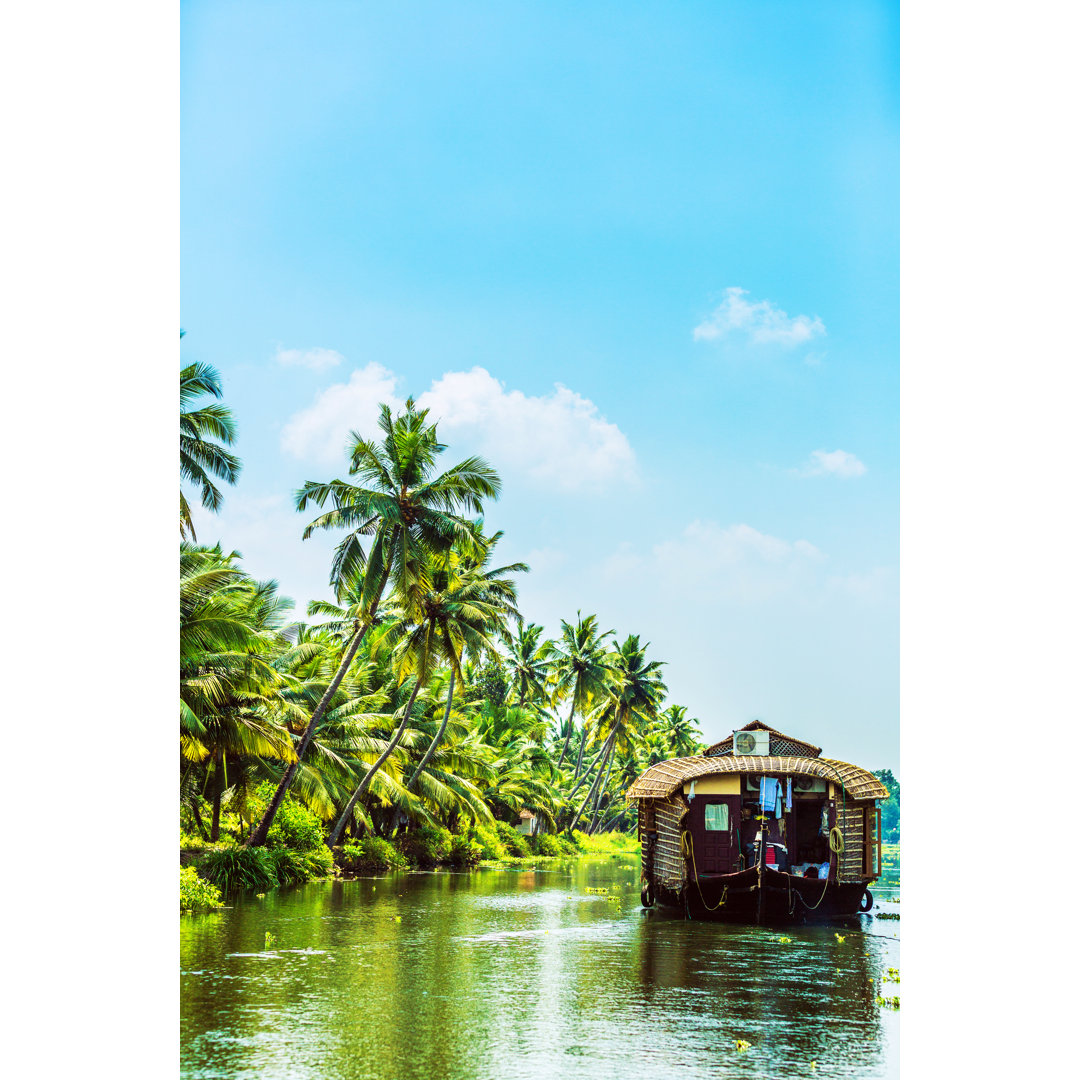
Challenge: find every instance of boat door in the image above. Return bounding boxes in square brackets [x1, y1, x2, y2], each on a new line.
[690, 795, 740, 874]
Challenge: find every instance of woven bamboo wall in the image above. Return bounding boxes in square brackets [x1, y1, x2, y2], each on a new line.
[837, 802, 867, 882]
[651, 794, 689, 890]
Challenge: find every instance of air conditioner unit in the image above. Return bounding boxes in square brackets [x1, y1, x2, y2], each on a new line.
[793, 776, 827, 793]
[732, 729, 769, 756]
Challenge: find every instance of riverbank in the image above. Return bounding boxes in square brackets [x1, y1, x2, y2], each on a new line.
[181, 824, 640, 912]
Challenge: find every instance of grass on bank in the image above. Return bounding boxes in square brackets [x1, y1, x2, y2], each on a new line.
[181, 788, 639, 909]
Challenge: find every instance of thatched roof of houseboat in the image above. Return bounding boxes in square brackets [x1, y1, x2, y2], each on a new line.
[703, 720, 822, 759]
[627, 754, 889, 802]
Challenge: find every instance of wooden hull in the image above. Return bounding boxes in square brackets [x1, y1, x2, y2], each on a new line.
[651, 866, 873, 924]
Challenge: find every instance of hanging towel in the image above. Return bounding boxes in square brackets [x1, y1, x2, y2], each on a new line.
[785, 778, 793, 811]
[759, 777, 780, 813]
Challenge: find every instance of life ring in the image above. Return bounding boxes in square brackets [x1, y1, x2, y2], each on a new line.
[641, 882, 655, 908]
[859, 888, 873, 913]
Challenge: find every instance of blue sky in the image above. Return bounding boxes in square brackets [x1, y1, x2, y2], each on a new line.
[181, 0, 899, 771]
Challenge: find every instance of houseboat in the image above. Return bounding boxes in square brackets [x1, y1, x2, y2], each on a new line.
[628, 721, 890, 923]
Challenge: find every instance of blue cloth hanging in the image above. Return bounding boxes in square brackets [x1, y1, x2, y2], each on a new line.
[759, 777, 780, 813]
[785, 778, 793, 811]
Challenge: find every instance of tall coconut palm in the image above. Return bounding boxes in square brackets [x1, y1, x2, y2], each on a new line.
[570, 634, 666, 833]
[659, 704, 705, 758]
[180, 350, 241, 541]
[548, 613, 614, 772]
[505, 622, 554, 708]
[245, 400, 501, 847]
[325, 533, 523, 846]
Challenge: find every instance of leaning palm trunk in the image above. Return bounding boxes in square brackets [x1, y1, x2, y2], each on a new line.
[555, 705, 576, 769]
[586, 741, 618, 834]
[245, 621, 369, 847]
[568, 729, 616, 833]
[404, 669, 455, 791]
[558, 741, 607, 828]
[326, 678, 422, 847]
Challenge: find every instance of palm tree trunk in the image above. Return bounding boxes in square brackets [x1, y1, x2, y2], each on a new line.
[559, 741, 607, 826]
[327, 677, 422, 847]
[587, 744, 617, 834]
[210, 754, 224, 842]
[190, 801, 209, 842]
[405, 668, 455, 792]
[555, 704, 576, 769]
[569, 729, 616, 833]
[245, 620, 369, 847]
[572, 718, 589, 781]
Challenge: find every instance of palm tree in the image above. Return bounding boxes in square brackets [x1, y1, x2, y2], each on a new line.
[548, 613, 614, 773]
[180, 348, 241, 541]
[325, 532, 523, 846]
[245, 400, 501, 847]
[505, 622, 554, 707]
[659, 704, 705, 758]
[570, 634, 666, 833]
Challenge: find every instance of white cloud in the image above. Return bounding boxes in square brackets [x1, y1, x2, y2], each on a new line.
[274, 345, 345, 372]
[280, 362, 404, 463]
[604, 521, 824, 605]
[800, 449, 867, 478]
[693, 287, 825, 347]
[416, 367, 636, 491]
[281, 364, 636, 490]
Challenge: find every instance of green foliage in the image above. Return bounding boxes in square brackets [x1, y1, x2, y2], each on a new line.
[197, 846, 277, 894]
[401, 824, 453, 869]
[873, 768, 900, 840]
[180, 866, 224, 913]
[494, 820, 530, 857]
[573, 830, 640, 856]
[468, 824, 508, 860]
[253, 784, 325, 852]
[269, 845, 334, 885]
[532, 833, 560, 856]
[337, 837, 407, 874]
[449, 834, 483, 867]
[474, 659, 508, 707]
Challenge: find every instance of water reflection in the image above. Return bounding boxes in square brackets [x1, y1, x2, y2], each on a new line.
[182, 859, 898, 1079]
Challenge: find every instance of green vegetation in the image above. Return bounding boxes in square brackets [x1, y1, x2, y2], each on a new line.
[179, 383, 703, 898]
[180, 867, 224, 913]
[873, 768, 900, 841]
[177, 369, 889, 903]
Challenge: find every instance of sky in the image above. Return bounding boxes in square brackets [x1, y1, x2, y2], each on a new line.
[181, 0, 899, 772]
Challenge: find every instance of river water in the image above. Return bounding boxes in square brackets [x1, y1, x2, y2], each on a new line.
[181, 856, 900, 1079]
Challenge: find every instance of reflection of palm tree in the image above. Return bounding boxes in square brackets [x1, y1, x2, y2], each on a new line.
[549, 613, 614, 772]
[246, 401, 500, 847]
[180, 351, 240, 541]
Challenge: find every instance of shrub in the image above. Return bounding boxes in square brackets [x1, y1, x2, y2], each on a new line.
[180, 866, 224, 913]
[554, 834, 578, 856]
[400, 824, 452, 869]
[575, 830, 641, 856]
[337, 837, 406, 875]
[468, 824, 508, 861]
[198, 846, 277, 895]
[448, 834, 483, 868]
[532, 833, 560, 857]
[494, 820, 530, 857]
[248, 783, 325, 852]
[270, 845, 334, 885]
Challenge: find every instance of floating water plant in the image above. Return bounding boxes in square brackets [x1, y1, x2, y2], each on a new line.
[778, 936, 792, 944]
[585, 887, 609, 895]
[876, 912, 900, 920]
[834, 933, 846, 943]
[264, 932, 277, 948]
[734, 1040, 751, 1052]
[876, 995, 900, 1009]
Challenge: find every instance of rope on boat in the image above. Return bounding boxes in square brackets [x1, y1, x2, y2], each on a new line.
[680, 831, 728, 912]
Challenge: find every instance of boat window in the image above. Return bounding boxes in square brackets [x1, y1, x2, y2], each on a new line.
[704, 803, 729, 831]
